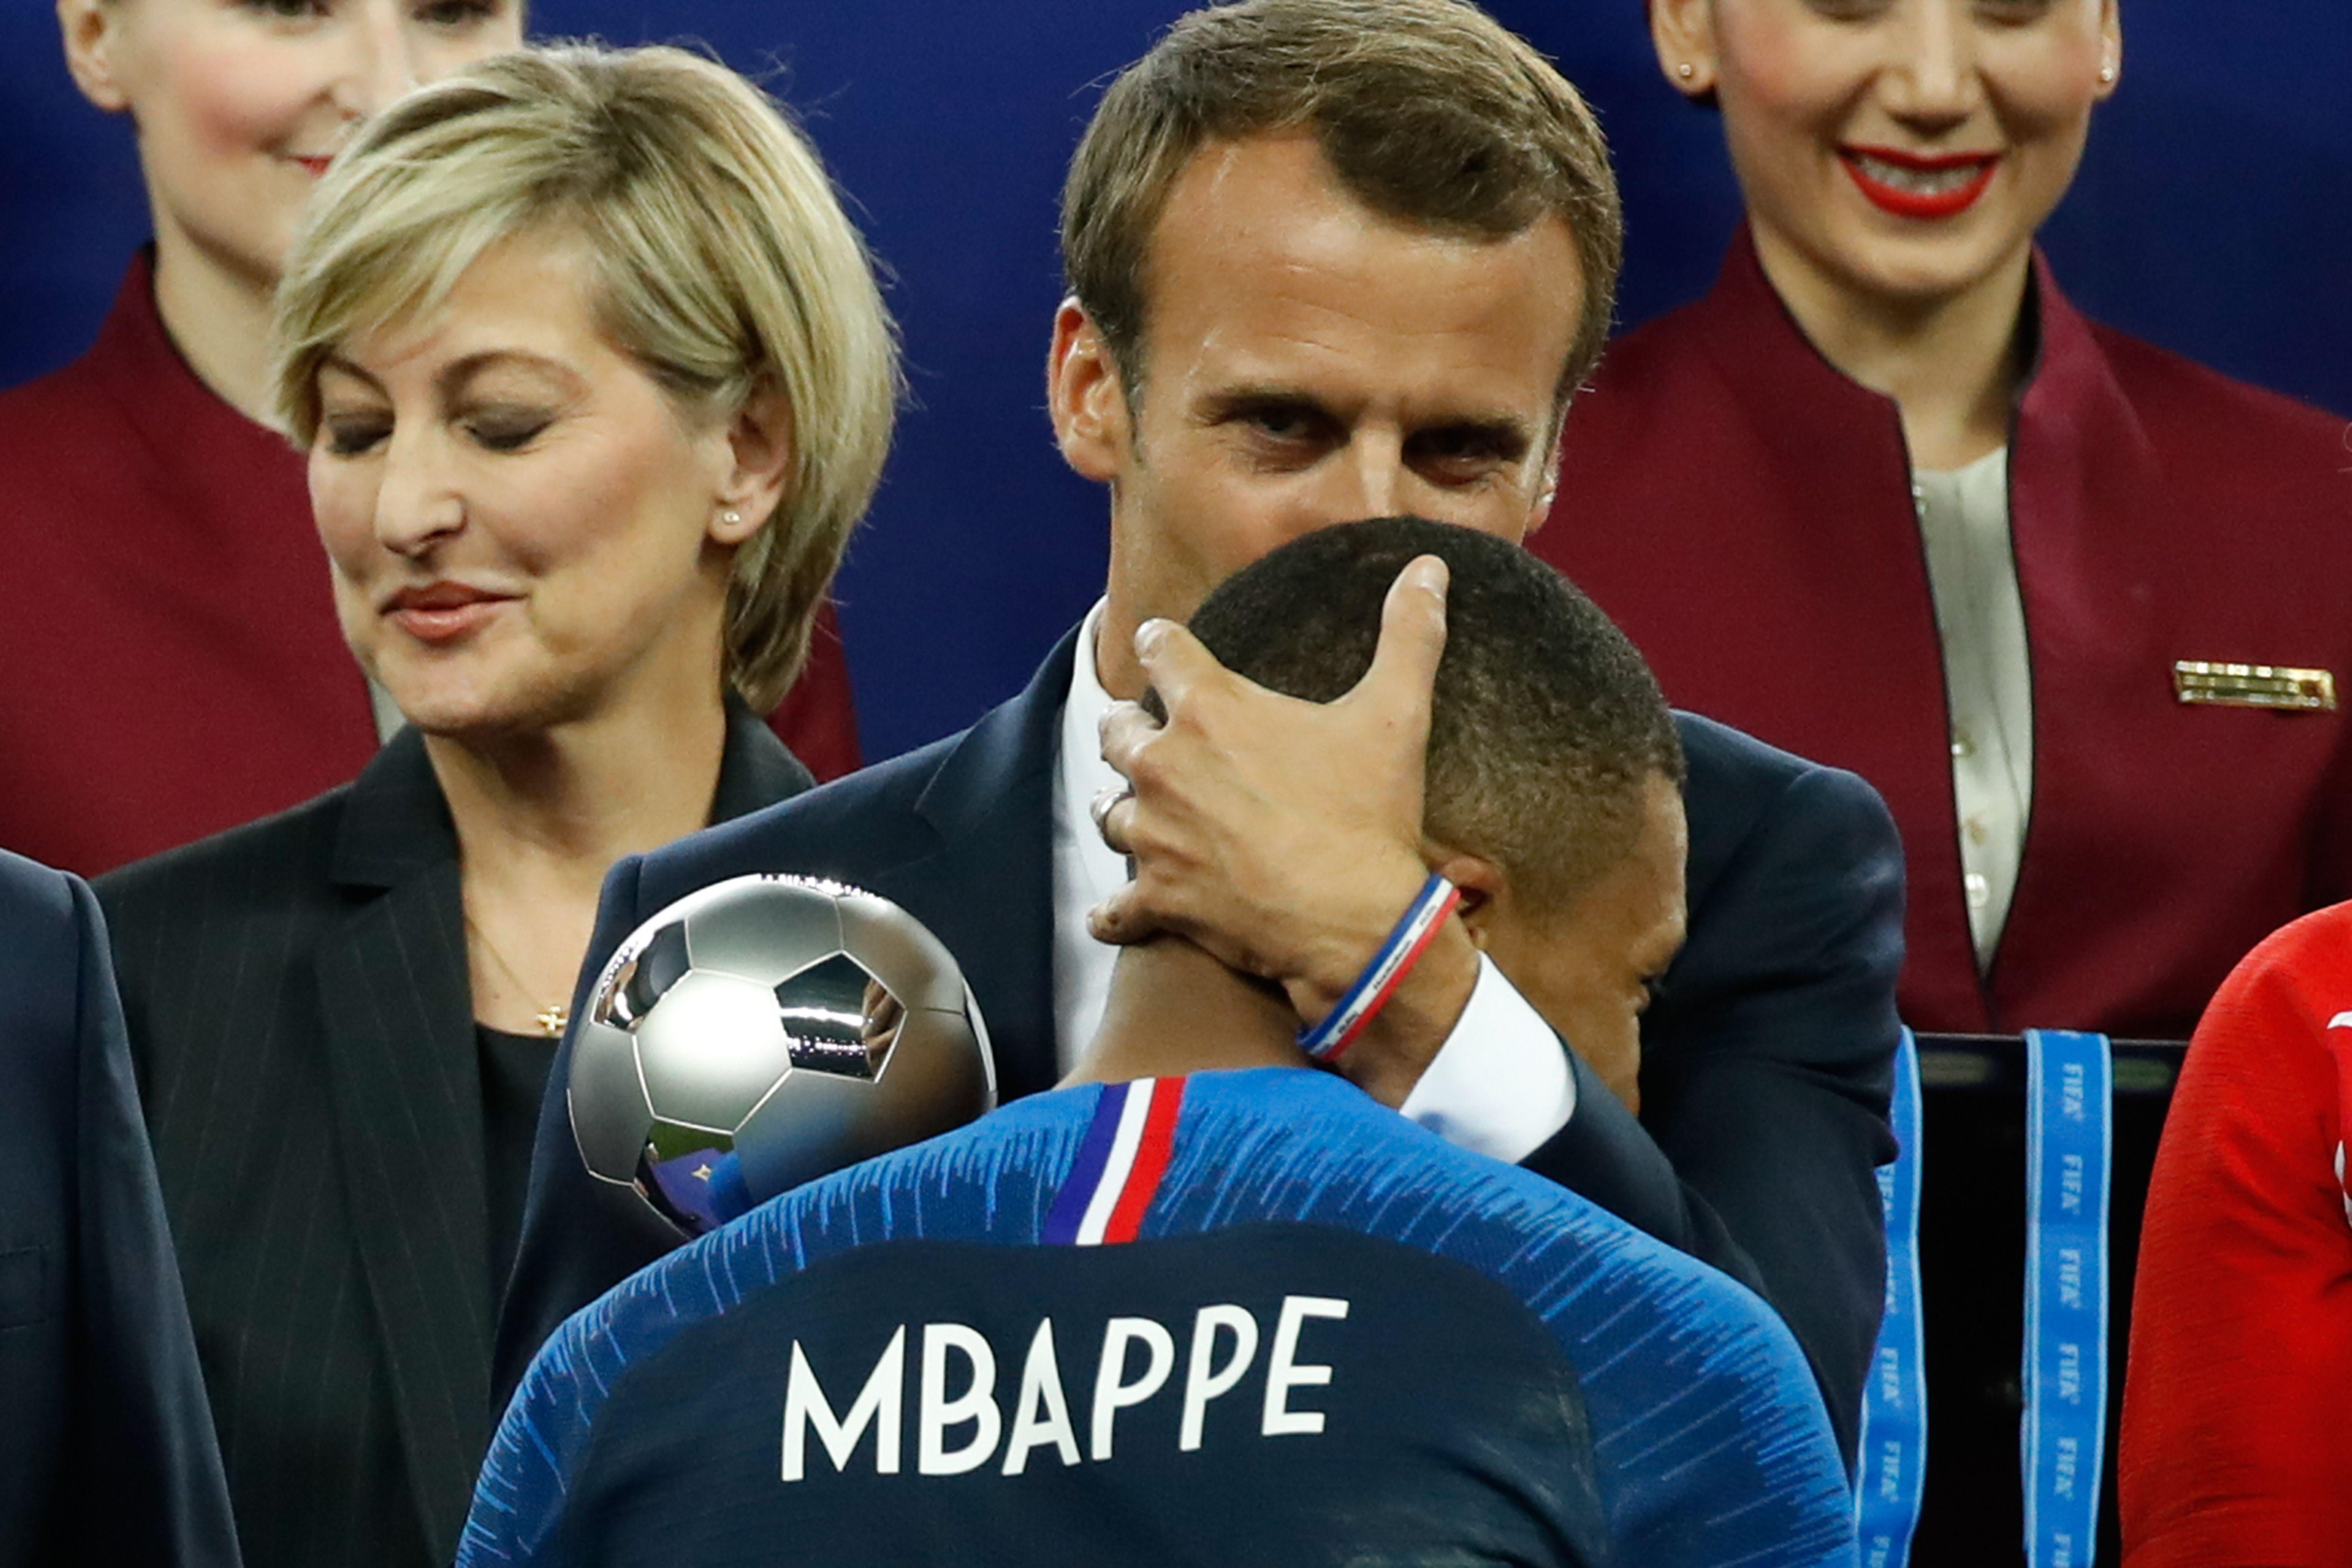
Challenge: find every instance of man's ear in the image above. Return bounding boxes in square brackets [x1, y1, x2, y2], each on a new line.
[1648, 0, 1720, 100]
[58, 0, 132, 114]
[709, 381, 796, 546]
[1431, 848, 1508, 952]
[1525, 442, 1564, 539]
[1047, 297, 1133, 485]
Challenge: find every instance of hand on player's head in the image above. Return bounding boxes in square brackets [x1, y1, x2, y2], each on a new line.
[1088, 555, 1449, 1001]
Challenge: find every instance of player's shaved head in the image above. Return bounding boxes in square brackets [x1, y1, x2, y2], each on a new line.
[1181, 517, 1681, 909]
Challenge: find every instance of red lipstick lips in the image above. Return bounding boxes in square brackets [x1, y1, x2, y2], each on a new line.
[1840, 145, 2000, 221]
[386, 582, 510, 645]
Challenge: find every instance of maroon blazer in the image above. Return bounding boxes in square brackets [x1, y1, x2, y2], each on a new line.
[1539, 231, 2352, 1039]
[0, 253, 864, 878]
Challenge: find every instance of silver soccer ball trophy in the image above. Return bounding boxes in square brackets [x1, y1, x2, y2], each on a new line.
[568, 875, 995, 1237]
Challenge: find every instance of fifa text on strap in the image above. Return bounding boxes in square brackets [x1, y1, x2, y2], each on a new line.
[2023, 1029, 2113, 1568]
[1298, 873, 1462, 1063]
[1854, 1027, 1927, 1568]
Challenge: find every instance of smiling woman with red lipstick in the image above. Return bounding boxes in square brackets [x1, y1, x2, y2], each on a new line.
[1537, 0, 2352, 1049]
[0, 1, 522, 879]
[85, 44, 898, 1568]
[0, 0, 864, 882]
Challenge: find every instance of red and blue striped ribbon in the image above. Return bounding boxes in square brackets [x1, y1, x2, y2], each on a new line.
[1298, 873, 1462, 1063]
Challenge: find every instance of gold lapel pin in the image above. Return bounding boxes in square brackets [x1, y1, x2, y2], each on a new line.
[2173, 662, 2338, 713]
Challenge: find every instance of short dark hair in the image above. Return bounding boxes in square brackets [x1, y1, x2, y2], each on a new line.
[1061, 0, 1622, 407]
[1182, 518, 1682, 909]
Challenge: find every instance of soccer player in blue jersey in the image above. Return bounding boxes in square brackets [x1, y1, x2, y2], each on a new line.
[464, 519, 1859, 1568]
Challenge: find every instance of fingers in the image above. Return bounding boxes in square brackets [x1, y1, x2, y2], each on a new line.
[1130, 618, 1229, 716]
[1354, 555, 1449, 710]
[1128, 556, 1445, 729]
[1098, 698, 1160, 781]
[1090, 784, 1136, 856]
[1087, 882, 1167, 947]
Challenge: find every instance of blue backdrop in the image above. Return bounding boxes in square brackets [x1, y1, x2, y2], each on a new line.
[4, 3, 2346, 763]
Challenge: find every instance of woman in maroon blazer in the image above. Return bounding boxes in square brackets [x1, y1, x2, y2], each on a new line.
[1537, 0, 2352, 1039]
[0, 0, 861, 879]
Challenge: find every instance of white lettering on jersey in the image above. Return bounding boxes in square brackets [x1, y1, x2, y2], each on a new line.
[1180, 1305, 1259, 1452]
[1262, 1296, 1350, 1437]
[1001, 1320, 1081, 1476]
[1092, 1318, 1176, 1460]
[781, 1297, 1350, 1482]
[919, 1324, 1000, 1476]
[783, 1326, 905, 1481]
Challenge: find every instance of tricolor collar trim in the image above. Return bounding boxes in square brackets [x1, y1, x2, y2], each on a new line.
[1044, 1077, 1188, 1246]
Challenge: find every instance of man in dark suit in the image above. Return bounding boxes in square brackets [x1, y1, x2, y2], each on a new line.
[0, 850, 240, 1567]
[500, 0, 1904, 1464]
[466, 521, 1862, 1568]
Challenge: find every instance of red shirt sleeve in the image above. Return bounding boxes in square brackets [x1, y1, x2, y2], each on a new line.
[2121, 905, 2352, 1568]
[764, 600, 861, 784]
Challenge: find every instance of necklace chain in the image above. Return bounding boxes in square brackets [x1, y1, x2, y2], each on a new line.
[466, 914, 570, 1039]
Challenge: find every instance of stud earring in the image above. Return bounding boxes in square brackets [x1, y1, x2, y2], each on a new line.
[1678, 62, 1696, 80]
[720, 508, 743, 526]
[2098, 62, 2116, 84]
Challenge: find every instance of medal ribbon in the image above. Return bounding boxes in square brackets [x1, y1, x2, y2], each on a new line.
[1855, 1027, 1927, 1568]
[2022, 1029, 2112, 1568]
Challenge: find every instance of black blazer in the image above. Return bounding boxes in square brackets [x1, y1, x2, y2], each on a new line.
[96, 707, 809, 1568]
[499, 627, 1905, 1462]
[0, 851, 240, 1568]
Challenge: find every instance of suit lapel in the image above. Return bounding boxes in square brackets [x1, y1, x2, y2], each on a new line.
[713, 691, 817, 821]
[888, 628, 1078, 1102]
[316, 733, 491, 1563]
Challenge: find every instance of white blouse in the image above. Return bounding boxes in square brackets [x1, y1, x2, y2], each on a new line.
[1913, 447, 2032, 971]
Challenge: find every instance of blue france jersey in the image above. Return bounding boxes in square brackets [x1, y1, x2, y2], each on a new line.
[468, 1069, 1857, 1568]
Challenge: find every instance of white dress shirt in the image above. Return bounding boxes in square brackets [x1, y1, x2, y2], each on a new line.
[1913, 449, 2033, 970]
[368, 677, 406, 744]
[1050, 601, 1576, 1163]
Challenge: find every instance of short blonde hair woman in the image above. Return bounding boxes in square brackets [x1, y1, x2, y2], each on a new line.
[276, 44, 896, 712]
[95, 43, 896, 1568]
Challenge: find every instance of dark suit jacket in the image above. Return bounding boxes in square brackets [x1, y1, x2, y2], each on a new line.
[97, 707, 809, 1568]
[500, 627, 1905, 1464]
[0, 850, 239, 1568]
[1544, 229, 2352, 1039]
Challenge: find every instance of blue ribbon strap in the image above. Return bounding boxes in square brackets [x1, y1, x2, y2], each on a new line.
[1855, 1027, 1927, 1568]
[2022, 1029, 2113, 1568]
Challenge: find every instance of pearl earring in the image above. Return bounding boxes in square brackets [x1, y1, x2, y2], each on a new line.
[2099, 64, 2116, 83]
[720, 508, 743, 526]
[1678, 62, 1696, 80]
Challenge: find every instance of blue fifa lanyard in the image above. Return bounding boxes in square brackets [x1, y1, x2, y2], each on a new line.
[1855, 1027, 1927, 1568]
[2021, 1029, 2113, 1568]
